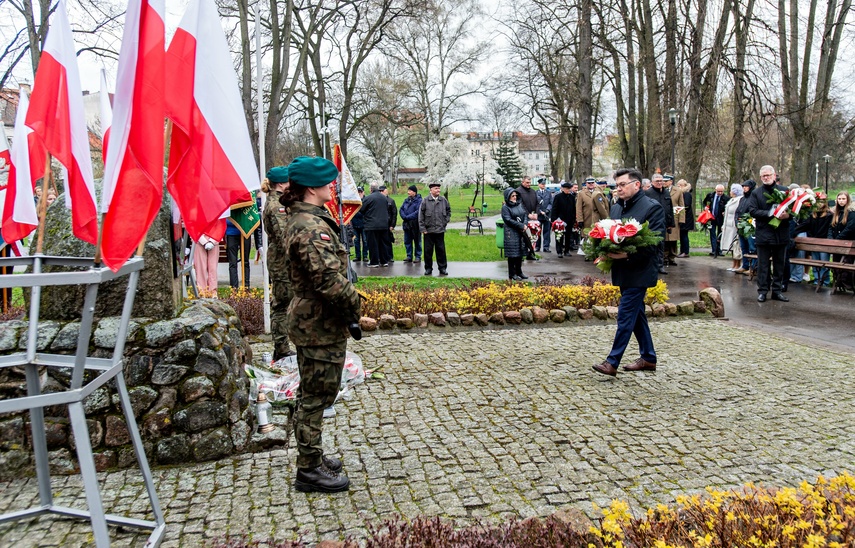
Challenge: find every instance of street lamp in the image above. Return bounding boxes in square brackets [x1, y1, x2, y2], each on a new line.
[823, 154, 831, 195]
[481, 154, 487, 212]
[668, 108, 678, 175]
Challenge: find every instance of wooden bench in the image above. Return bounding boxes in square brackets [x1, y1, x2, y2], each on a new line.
[790, 236, 855, 294]
[741, 237, 855, 293]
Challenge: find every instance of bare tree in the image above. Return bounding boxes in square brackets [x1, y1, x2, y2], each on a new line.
[382, 0, 487, 141]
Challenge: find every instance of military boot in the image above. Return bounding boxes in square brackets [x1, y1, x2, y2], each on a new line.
[322, 455, 342, 473]
[294, 464, 350, 493]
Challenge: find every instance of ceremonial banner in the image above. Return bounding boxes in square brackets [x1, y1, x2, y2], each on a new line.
[325, 144, 362, 225]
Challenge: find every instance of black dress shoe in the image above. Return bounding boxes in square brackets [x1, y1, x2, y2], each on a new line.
[322, 455, 342, 473]
[403, 258, 412, 263]
[424, 270, 433, 276]
[771, 292, 789, 302]
[439, 270, 449, 276]
[757, 293, 767, 302]
[511, 275, 523, 281]
[294, 465, 350, 493]
[518, 274, 529, 280]
[658, 269, 668, 275]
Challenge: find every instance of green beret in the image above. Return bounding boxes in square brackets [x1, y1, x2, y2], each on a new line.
[266, 166, 289, 183]
[287, 156, 339, 188]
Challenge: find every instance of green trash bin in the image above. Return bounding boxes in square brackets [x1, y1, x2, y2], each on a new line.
[495, 219, 504, 257]
[481, 202, 489, 215]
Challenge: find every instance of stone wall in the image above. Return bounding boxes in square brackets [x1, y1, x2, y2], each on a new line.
[0, 300, 254, 478]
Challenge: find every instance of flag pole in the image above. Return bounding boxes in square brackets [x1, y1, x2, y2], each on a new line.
[256, 0, 270, 332]
[35, 155, 52, 255]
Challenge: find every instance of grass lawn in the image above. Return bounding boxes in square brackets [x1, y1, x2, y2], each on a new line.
[383, 228, 501, 262]
[357, 276, 492, 291]
[388, 186, 505, 223]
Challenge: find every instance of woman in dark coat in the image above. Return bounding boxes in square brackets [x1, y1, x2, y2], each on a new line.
[828, 191, 855, 290]
[677, 179, 694, 257]
[501, 187, 529, 280]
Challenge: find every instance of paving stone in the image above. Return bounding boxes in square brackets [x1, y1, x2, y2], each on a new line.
[2, 320, 853, 546]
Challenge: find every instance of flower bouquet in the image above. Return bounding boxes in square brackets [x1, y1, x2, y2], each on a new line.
[766, 187, 818, 227]
[524, 219, 541, 253]
[737, 213, 755, 238]
[551, 219, 567, 241]
[582, 218, 663, 273]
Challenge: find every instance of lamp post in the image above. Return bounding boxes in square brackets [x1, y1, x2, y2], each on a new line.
[668, 108, 678, 175]
[481, 154, 487, 212]
[823, 154, 831, 195]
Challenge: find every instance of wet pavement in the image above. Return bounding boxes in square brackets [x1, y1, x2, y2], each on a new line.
[221, 241, 855, 352]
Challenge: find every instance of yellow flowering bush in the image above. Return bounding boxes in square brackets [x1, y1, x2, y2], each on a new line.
[360, 280, 669, 319]
[589, 474, 855, 548]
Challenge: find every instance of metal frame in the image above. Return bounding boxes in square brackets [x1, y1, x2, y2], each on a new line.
[0, 255, 165, 547]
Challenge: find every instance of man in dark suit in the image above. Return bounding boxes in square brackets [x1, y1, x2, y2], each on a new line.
[702, 184, 728, 257]
[592, 168, 666, 377]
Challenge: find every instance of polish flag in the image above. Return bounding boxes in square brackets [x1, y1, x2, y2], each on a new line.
[24, 0, 97, 245]
[99, 0, 165, 271]
[0, 123, 10, 169]
[99, 68, 112, 166]
[165, 0, 259, 242]
[2, 90, 46, 244]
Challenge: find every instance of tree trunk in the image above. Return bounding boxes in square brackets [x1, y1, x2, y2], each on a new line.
[576, 0, 594, 180]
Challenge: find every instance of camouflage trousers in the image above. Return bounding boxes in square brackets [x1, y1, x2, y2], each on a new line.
[271, 278, 293, 360]
[294, 340, 346, 469]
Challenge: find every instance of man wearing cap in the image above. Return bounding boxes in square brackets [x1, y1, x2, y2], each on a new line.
[644, 172, 674, 275]
[419, 182, 451, 276]
[261, 166, 295, 361]
[280, 156, 361, 493]
[576, 176, 609, 244]
[551, 181, 577, 257]
[360, 183, 390, 267]
[381, 185, 398, 262]
[535, 178, 554, 252]
[399, 185, 423, 263]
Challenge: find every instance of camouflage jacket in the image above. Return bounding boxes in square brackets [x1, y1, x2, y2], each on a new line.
[282, 201, 361, 346]
[263, 190, 290, 282]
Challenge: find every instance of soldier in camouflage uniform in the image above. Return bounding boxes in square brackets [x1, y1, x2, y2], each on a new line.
[281, 156, 361, 493]
[261, 166, 295, 361]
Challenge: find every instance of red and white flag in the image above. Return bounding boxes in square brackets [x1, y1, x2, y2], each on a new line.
[0, 123, 10, 169]
[99, 0, 165, 271]
[325, 144, 363, 225]
[2, 89, 46, 244]
[165, 0, 259, 242]
[25, 0, 98, 245]
[99, 68, 112, 166]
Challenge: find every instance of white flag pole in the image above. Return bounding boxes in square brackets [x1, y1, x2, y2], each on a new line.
[256, 0, 270, 333]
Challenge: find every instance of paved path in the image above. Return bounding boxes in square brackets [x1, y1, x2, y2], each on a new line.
[1, 319, 853, 546]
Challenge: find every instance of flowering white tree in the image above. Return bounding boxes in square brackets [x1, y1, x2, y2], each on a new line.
[346, 150, 383, 187]
[423, 137, 501, 188]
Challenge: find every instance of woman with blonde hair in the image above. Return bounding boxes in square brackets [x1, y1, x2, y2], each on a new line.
[677, 179, 694, 257]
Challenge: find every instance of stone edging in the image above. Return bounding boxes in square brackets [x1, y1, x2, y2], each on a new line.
[358, 288, 725, 334]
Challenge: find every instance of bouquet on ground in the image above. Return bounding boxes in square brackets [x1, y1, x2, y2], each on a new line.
[583, 218, 663, 273]
[737, 213, 755, 238]
[765, 186, 819, 227]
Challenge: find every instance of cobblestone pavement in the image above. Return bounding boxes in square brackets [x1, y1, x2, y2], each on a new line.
[1, 318, 854, 546]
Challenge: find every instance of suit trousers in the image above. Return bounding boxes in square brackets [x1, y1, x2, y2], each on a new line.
[606, 287, 656, 367]
[423, 232, 447, 272]
[226, 234, 251, 288]
[366, 229, 389, 265]
[755, 243, 786, 294]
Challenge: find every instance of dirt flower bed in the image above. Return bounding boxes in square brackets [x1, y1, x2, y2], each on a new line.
[212, 474, 855, 547]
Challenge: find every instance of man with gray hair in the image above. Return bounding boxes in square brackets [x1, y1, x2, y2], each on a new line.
[743, 165, 791, 302]
[702, 184, 728, 257]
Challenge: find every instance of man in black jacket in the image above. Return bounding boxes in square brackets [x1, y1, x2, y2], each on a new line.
[644, 172, 674, 275]
[360, 183, 390, 267]
[381, 185, 398, 262]
[593, 168, 666, 377]
[551, 181, 577, 257]
[744, 165, 790, 302]
[703, 184, 729, 257]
